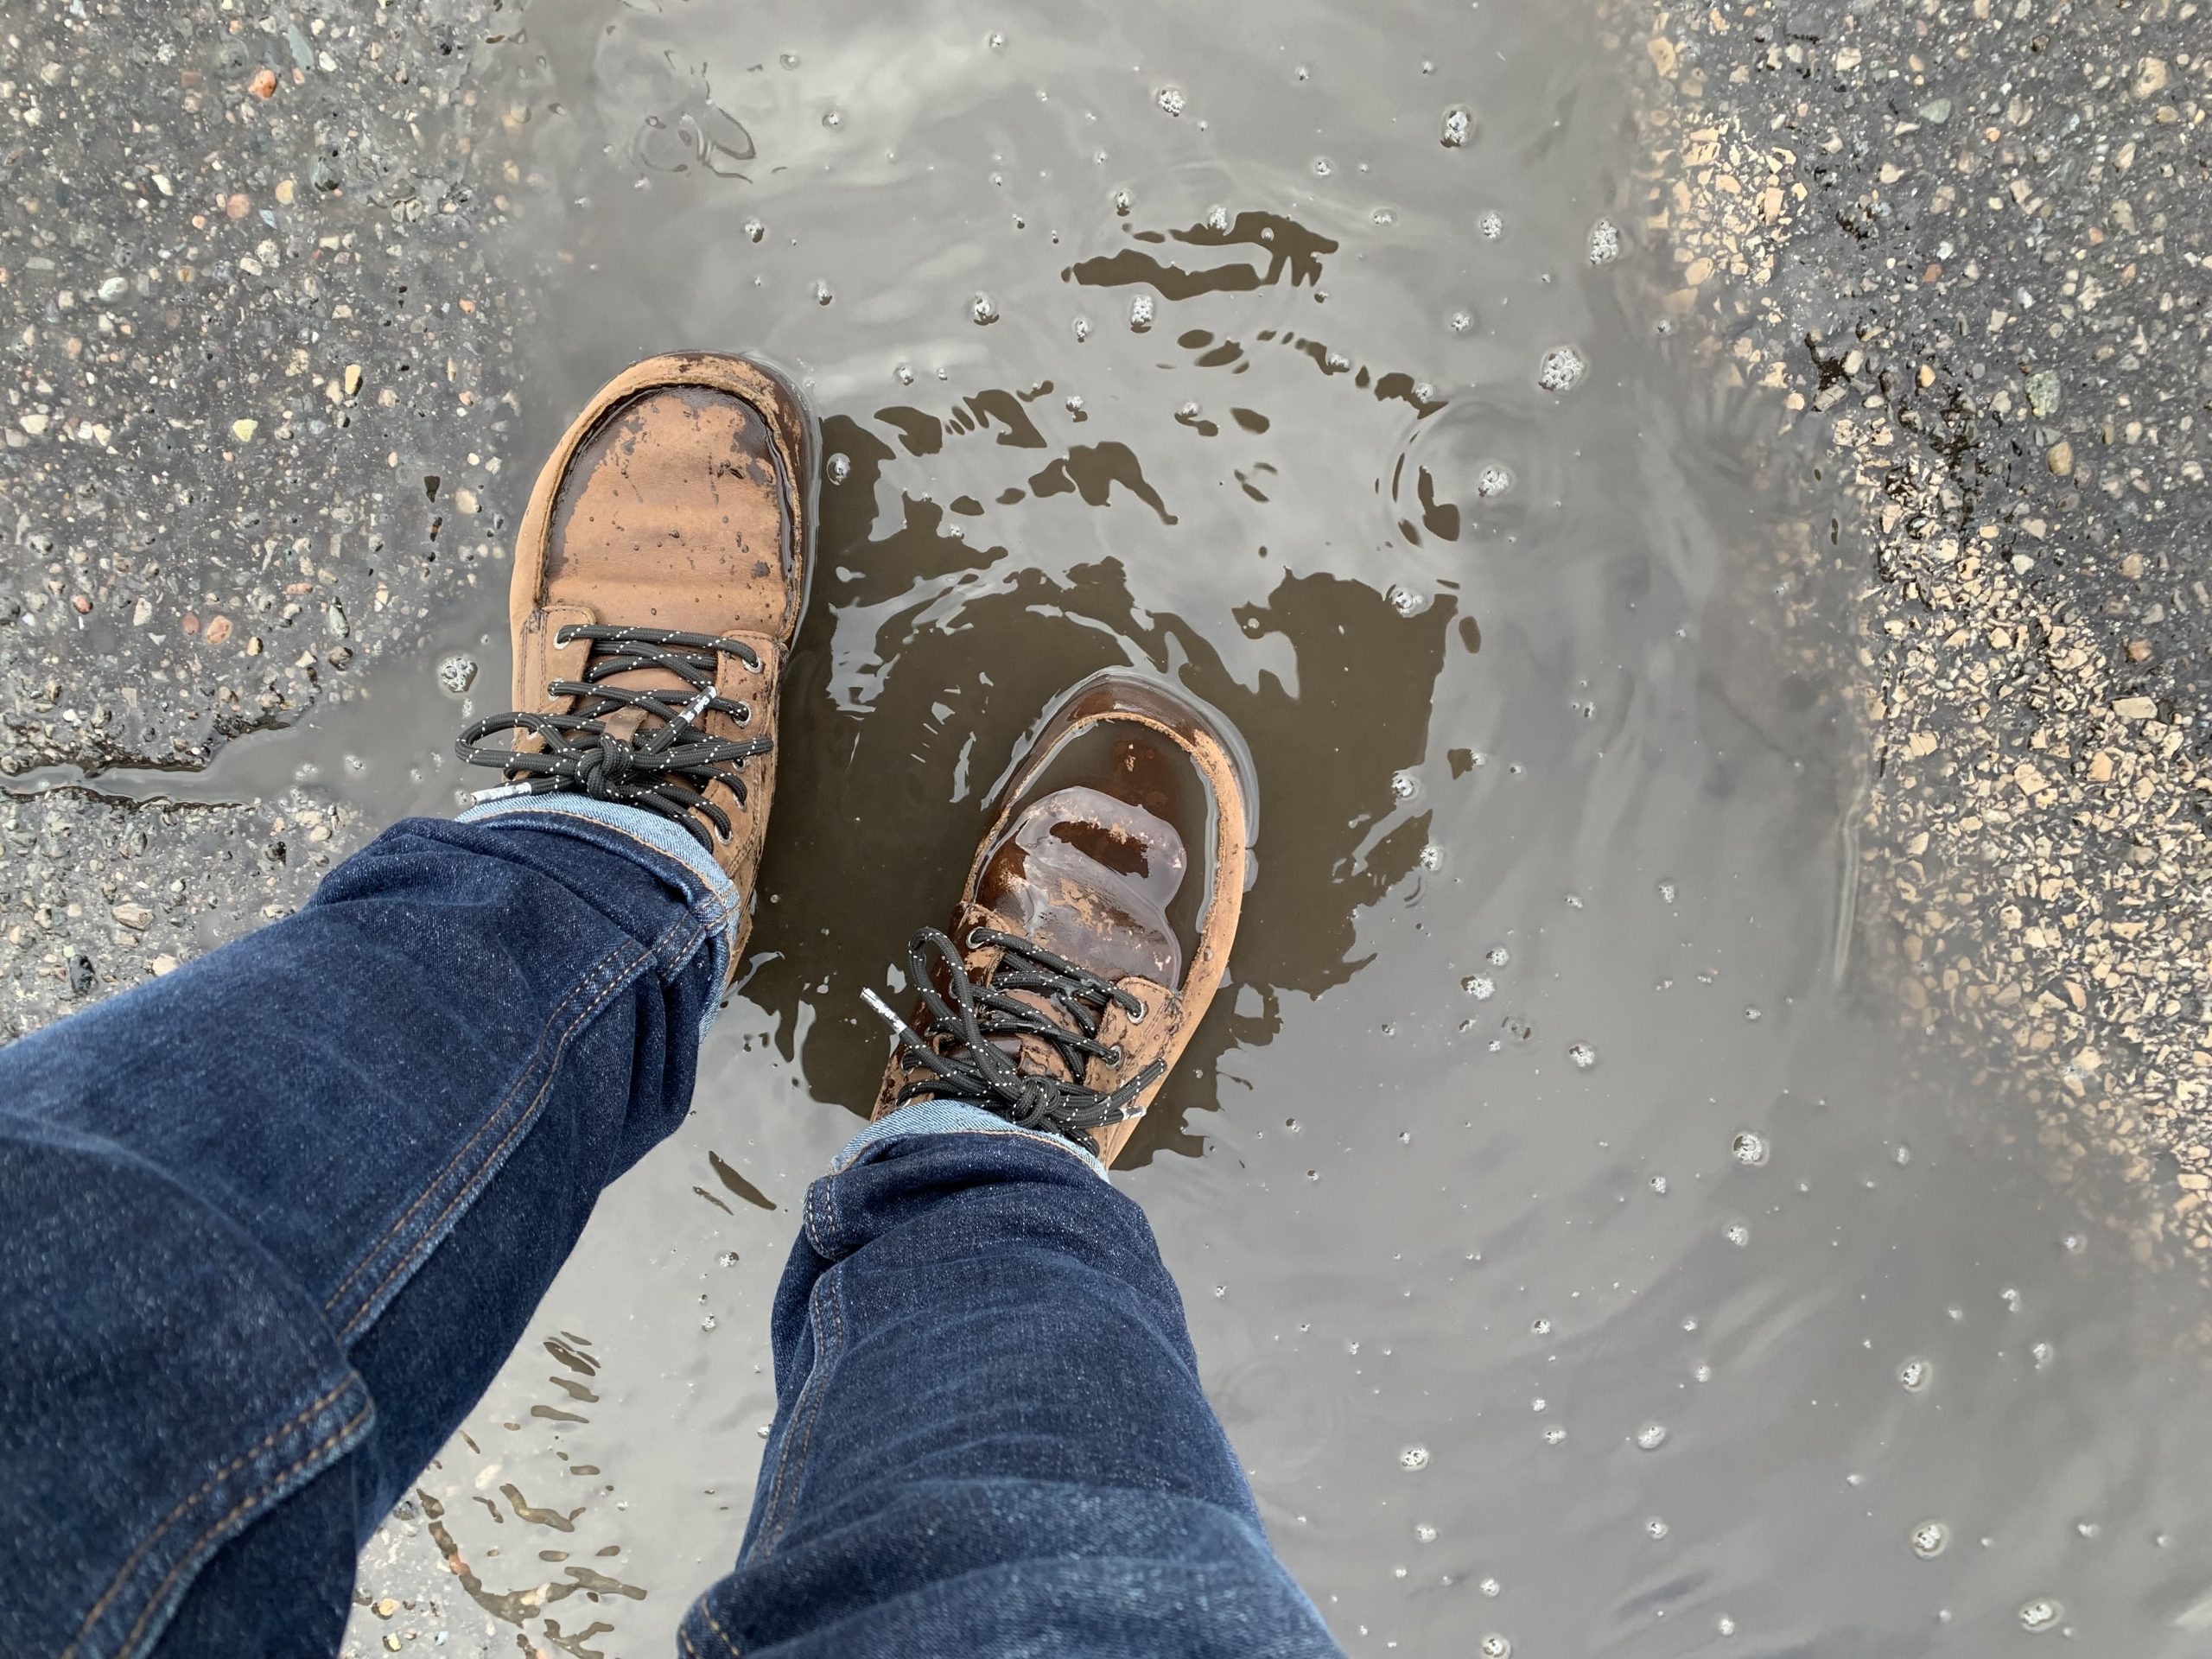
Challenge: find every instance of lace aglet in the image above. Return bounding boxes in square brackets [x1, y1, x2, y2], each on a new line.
[861, 988, 924, 1051]
[469, 780, 553, 804]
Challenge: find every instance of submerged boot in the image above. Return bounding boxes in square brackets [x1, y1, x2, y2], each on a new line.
[457, 352, 815, 959]
[865, 671, 1256, 1169]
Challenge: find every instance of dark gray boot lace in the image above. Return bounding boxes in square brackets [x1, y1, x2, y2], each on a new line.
[456, 625, 770, 853]
[864, 925, 1164, 1152]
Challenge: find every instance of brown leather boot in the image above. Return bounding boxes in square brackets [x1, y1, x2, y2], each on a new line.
[864, 671, 1256, 1169]
[457, 352, 814, 957]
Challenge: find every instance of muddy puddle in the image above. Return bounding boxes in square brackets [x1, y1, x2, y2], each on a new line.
[40, 0, 2212, 1651]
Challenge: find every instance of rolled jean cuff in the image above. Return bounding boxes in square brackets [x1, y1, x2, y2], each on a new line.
[458, 795, 741, 1039]
[832, 1099, 1111, 1181]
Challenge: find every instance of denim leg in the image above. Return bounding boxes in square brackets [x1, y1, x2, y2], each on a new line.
[684, 1116, 1344, 1659]
[0, 802, 733, 1659]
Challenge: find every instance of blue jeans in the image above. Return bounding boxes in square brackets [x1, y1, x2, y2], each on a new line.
[0, 800, 1338, 1659]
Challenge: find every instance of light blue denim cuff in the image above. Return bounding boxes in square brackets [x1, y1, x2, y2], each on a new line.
[832, 1099, 1111, 1182]
[457, 795, 741, 1042]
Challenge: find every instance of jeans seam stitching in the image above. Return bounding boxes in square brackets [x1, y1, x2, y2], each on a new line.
[335, 944, 648, 1340]
[319, 938, 636, 1325]
[692, 1600, 745, 1659]
[753, 1262, 844, 1560]
[648, 904, 718, 985]
[111, 1400, 374, 1659]
[61, 1375, 364, 1659]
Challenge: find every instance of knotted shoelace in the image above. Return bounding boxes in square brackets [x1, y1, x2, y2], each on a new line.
[864, 925, 1165, 1151]
[456, 625, 771, 852]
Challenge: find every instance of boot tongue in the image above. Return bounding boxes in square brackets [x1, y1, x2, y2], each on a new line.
[581, 666, 709, 745]
[976, 785, 1187, 986]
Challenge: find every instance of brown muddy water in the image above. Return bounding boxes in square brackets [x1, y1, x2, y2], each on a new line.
[38, 0, 2212, 1653]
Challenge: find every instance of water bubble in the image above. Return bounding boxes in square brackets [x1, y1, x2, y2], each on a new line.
[2075, 1519, 2100, 1538]
[743, 218, 765, 243]
[1898, 1357, 1933, 1392]
[1485, 945, 1510, 967]
[1541, 1426, 1567, 1446]
[1399, 1445, 1429, 1471]
[1111, 187, 1134, 215]
[811, 279, 834, 306]
[2063, 1232, 2085, 1254]
[824, 453, 852, 485]
[1388, 585, 1423, 617]
[2001, 1287, 2023, 1312]
[1417, 844, 1443, 870]
[1128, 295, 1155, 332]
[1725, 1223, 1750, 1247]
[1071, 315, 1092, 343]
[1731, 1131, 1769, 1166]
[971, 292, 999, 326]
[821, 108, 842, 129]
[1693, 1362, 1713, 1382]
[1568, 1041, 1598, 1070]
[1478, 210, 1505, 239]
[2032, 1340, 2056, 1370]
[1065, 394, 1086, 417]
[1391, 771, 1418, 801]
[1414, 1522, 1438, 1543]
[1894, 1143, 1912, 1166]
[1587, 218, 1621, 264]
[1371, 207, 1395, 226]
[895, 362, 916, 385]
[1479, 1577, 1502, 1598]
[1717, 1615, 1738, 1637]
[1910, 1520, 1950, 1558]
[435, 653, 478, 695]
[1635, 1422, 1669, 1451]
[1656, 877, 1678, 903]
[986, 30, 1005, 48]
[1464, 975, 1496, 1001]
[1476, 464, 1513, 499]
[2018, 1599, 2063, 1634]
[1645, 1516, 1669, 1540]
[700, 1313, 718, 1332]
[1530, 1317, 1551, 1335]
[1206, 204, 1230, 232]
[1157, 85, 1186, 116]
[1649, 1174, 1669, 1194]
[1479, 1637, 1510, 1659]
[1450, 309, 1474, 334]
[1536, 344, 1587, 392]
[1440, 107, 1472, 147]
[1324, 348, 1352, 371]
[1313, 156, 1333, 176]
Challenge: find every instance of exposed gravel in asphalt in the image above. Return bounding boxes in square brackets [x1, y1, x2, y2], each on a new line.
[2, 0, 528, 1032]
[5, 0, 2209, 1648]
[1609, 0, 2212, 1263]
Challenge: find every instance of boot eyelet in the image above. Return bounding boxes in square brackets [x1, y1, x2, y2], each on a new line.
[966, 925, 992, 950]
[1124, 999, 1149, 1027]
[733, 701, 753, 725]
[1106, 1044, 1125, 1066]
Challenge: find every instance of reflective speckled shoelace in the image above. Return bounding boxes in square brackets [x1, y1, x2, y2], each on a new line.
[456, 624, 771, 852]
[864, 925, 1164, 1151]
